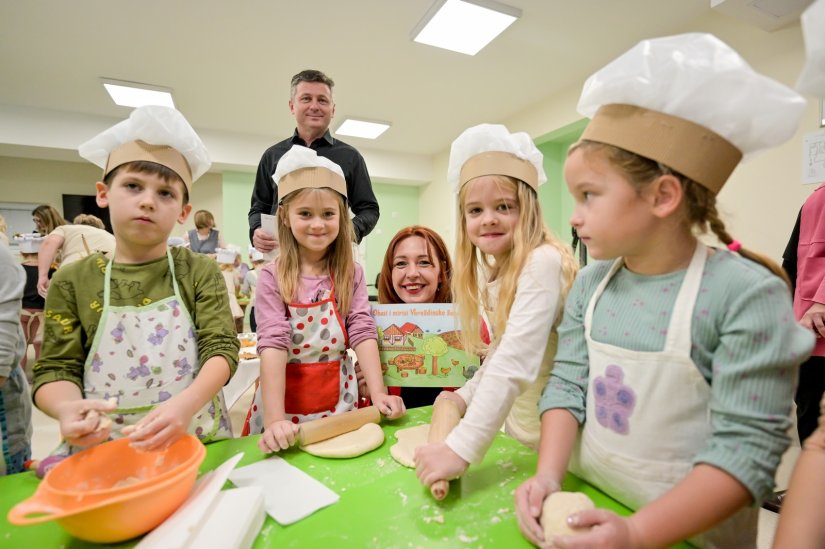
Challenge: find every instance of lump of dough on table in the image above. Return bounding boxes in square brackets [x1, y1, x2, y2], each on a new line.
[300, 423, 384, 458]
[541, 491, 595, 541]
[389, 424, 430, 468]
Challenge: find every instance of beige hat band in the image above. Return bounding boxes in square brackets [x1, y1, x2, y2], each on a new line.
[277, 167, 348, 203]
[460, 151, 539, 191]
[581, 104, 742, 194]
[105, 140, 194, 190]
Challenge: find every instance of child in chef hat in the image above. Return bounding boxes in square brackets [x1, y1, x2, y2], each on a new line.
[32, 106, 239, 458]
[241, 246, 267, 332]
[242, 145, 405, 452]
[14, 233, 47, 377]
[773, 1, 825, 546]
[413, 124, 578, 488]
[514, 33, 812, 548]
[217, 246, 244, 333]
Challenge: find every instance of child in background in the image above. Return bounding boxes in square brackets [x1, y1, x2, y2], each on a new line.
[14, 234, 48, 377]
[241, 247, 266, 332]
[217, 246, 244, 333]
[414, 124, 578, 486]
[0, 242, 33, 475]
[514, 34, 811, 548]
[33, 106, 239, 455]
[242, 145, 404, 451]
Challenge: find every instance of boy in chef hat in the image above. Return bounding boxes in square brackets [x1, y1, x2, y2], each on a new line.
[243, 145, 404, 451]
[32, 106, 239, 458]
[14, 233, 47, 376]
[216, 246, 244, 333]
[413, 123, 578, 491]
[514, 33, 812, 548]
[773, 1, 825, 545]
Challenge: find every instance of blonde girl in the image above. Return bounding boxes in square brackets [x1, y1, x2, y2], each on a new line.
[415, 124, 578, 488]
[515, 34, 811, 549]
[243, 146, 404, 452]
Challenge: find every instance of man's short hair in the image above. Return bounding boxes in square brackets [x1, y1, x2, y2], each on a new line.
[290, 69, 335, 99]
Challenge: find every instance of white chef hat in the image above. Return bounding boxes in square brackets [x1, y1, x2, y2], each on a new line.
[166, 236, 187, 248]
[216, 247, 239, 264]
[448, 124, 546, 193]
[248, 245, 265, 262]
[78, 106, 211, 191]
[577, 32, 806, 194]
[14, 233, 44, 254]
[796, 0, 825, 97]
[273, 145, 347, 203]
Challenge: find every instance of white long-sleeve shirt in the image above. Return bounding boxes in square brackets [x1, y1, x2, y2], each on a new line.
[446, 244, 564, 464]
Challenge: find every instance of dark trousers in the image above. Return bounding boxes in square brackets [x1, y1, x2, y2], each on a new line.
[795, 355, 825, 443]
[250, 306, 257, 333]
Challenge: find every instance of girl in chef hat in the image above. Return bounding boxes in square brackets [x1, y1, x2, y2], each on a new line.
[32, 106, 238, 461]
[413, 124, 578, 488]
[243, 145, 405, 453]
[515, 33, 812, 548]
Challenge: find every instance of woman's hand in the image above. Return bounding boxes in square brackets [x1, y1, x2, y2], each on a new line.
[37, 273, 50, 298]
[414, 442, 469, 486]
[259, 419, 300, 453]
[514, 474, 561, 546]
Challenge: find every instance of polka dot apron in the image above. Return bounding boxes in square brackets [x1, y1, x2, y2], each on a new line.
[77, 251, 232, 447]
[243, 276, 357, 434]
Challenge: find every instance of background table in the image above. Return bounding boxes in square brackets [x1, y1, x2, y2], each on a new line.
[1, 407, 694, 548]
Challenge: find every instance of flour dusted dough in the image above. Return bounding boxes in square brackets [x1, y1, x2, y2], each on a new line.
[541, 491, 595, 541]
[389, 424, 430, 468]
[300, 422, 384, 458]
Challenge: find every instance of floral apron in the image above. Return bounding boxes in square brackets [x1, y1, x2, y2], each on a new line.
[243, 276, 356, 434]
[81, 251, 232, 442]
[568, 243, 756, 548]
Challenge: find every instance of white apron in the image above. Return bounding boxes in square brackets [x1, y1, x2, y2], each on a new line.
[243, 275, 357, 434]
[83, 251, 232, 442]
[569, 243, 756, 548]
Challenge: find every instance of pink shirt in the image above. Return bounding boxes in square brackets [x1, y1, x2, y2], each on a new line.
[795, 183, 825, 356]
[256, 262, 376, 352]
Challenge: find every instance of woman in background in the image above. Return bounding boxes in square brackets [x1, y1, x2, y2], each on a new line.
[186, 210, 226, 255]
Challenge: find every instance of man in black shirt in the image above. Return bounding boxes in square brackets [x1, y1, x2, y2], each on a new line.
[248, 69, 379, 250]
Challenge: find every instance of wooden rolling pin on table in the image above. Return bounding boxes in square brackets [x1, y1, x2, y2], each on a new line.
[297, 406, 381, 446]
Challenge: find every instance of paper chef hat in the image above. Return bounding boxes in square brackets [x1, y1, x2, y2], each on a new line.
[577, 33, 806, 194]
[216, 247, 239, 264]
[249, 246, 265, 262]
[447, 124, 546, 193]
[796, 0, 825, 97]
[78, 106, 211, 191]
[14, 233, 44, 254]
[273, 145, 347, 203]
[167, 236, 187, 248]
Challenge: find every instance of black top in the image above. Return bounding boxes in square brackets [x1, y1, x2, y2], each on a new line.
[248, 129, 380, 243]
[22, 264, 45, 309]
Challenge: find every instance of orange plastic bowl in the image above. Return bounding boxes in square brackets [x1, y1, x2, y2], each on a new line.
[8, 435, 206, 543]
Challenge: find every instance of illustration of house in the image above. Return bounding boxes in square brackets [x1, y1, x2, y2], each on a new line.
[399, 322, 423, 339]
[382, 324, 407, 346]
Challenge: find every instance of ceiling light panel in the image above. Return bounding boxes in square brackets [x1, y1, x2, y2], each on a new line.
[411, 0, 520, 56]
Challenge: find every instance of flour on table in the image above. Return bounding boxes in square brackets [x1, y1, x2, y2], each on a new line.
[389, 424, 430, 468]
[300, 423, 384, 458]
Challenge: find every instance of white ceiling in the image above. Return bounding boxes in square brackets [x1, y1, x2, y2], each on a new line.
[0, 0, 808, 176]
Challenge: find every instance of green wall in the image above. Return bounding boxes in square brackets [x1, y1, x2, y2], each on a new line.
[363, 182, 420, 290]
[221, 171, 256, 253]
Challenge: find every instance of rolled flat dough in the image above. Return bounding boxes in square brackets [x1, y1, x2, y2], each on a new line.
[541, 491, 595, 541]
[300, 422, 384, 458]
[389, 424, 430, 468]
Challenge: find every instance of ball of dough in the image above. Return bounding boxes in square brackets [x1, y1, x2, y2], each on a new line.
[541, 491, 595, 542]
[300, 423, 384, 458]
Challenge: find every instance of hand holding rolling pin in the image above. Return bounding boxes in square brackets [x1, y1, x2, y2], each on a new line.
[414, 395, 467, 499]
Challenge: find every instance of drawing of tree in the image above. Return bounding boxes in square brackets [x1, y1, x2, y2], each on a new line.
[422, 335, 449, 375]
[377, 325, 384, 341]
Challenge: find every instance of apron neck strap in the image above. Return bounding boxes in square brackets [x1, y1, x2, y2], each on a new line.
[104, 250, 180, 306]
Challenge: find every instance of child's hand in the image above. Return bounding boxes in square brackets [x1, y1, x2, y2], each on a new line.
[56, 398, 117, 448]
[259, 419, 300, 453]
[514, 474, 561, 546]
[550, 510, 638, 549]
[125, 398, 192, 451]
[414, 442, 468, 487]
[371, 393, 406, 419]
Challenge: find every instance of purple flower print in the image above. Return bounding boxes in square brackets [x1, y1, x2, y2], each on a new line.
[111, 321, 125, 343]
[157, 391, 172, 402]
[593, 364, 636, 435]
[127, 355, 151, 381]
[148, 323, 169, 346]
[91, 353, 103, 373]
[169, 300, 181, 318]
[174, 357, 192, 377]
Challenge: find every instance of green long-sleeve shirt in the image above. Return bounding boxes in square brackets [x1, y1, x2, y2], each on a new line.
[540, 249, 814, 503]
[32, 247, 239, 399]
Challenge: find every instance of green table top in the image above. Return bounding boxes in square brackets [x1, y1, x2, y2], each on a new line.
[1, 407, 693, 548]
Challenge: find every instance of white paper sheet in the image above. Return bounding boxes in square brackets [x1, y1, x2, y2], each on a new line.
[259, 214, 279, 261]
[228, 456, 339, 525]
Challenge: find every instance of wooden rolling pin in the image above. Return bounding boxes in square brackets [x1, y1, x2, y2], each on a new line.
[297, 406, 381, 446]
[427, 399, 462, 500]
